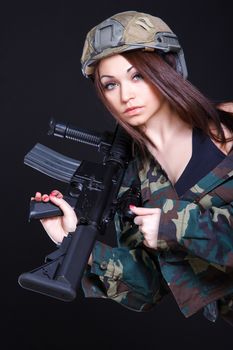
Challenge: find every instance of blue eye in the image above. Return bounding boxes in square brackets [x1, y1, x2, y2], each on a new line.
[132, 73, 143, 81]
[103, 82, 118, 91]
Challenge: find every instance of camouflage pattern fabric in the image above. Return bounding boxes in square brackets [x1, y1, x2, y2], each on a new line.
[81, 11, 173, 78]
[82, 145, 233, 323]
[81, 10, 188, 79]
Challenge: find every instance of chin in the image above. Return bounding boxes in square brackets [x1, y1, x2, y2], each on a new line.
[129, 121, 146, 128]
[124, 117, 146, 127]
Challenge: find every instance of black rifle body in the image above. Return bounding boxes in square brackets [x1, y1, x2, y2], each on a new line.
[18, 124, 135, 301]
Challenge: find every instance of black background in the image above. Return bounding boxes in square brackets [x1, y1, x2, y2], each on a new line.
[1, 0, 233, 349]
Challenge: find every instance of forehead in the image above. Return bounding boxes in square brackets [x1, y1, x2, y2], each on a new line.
[98, 54, 132, 76]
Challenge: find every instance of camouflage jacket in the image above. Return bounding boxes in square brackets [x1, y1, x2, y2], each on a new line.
[82, 147, 233, 324]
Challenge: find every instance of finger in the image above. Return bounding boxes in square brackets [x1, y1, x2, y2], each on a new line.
[130, 206, 161, 216]
[50, 190, 63, 198]
[42, 194, 50, 202]
[34, 192, 42, 201]
[49, 194, 75, 217]
[134, 216, 143, 226]
[134, 214, 156, 227]
[217, 102, 233, 113]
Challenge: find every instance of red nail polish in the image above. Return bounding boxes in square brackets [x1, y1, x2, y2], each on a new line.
[129, 204, 136, 210]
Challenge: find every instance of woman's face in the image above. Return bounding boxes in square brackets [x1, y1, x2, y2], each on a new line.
[98, 54, 167, 127]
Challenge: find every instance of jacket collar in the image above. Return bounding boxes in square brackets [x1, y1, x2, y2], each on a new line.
[182, 149, 233, 202]
[137, 149, 233, 203]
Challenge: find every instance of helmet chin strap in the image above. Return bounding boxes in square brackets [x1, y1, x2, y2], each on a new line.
[176, 49, 188, 79]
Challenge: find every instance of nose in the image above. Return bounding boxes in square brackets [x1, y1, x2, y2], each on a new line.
[120, 82, 135, 103]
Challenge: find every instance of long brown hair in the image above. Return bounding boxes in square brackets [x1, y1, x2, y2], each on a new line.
[94, 50, 233, 154]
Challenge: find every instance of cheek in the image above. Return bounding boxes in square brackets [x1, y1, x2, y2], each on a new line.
[144, 81, 160, 96]
[105, 94, 120, 110]
[103, 95, 120, 116]
[153, 87, 164, 101]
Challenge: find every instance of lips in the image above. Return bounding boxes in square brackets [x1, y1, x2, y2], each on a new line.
[124, 106, 143, 115]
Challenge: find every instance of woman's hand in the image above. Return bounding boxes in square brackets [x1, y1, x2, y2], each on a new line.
[130, 205, 161, 249]
[31, 190, 78, 245]
[217, 102, 233, 113]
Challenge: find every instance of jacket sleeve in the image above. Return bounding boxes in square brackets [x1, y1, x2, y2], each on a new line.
[81, 156, 169, 311]
[158, 198, 233, 268]
[81, 239, 169, 312]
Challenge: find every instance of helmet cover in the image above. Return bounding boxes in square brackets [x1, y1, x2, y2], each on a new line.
[81, 11, 188, 78]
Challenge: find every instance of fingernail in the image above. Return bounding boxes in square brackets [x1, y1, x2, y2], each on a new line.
[129, 205, 136, 210]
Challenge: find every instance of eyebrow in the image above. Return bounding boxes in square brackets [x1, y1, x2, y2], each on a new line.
[100, 65, 134, 80]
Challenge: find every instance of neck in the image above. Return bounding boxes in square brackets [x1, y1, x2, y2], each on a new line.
[141, 103, 193, 185]
[142, 103, 191, 152]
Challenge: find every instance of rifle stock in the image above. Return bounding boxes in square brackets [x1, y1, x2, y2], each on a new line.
[18, 121, 135, 301]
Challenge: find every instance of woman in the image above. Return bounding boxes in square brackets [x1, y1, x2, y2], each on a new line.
[33, 11, 233, 324]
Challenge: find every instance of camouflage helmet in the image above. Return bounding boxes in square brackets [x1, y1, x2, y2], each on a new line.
[81, 10, 188, 79]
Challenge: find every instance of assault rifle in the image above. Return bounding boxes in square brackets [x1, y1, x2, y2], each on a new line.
[18, 118, 141, 301]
